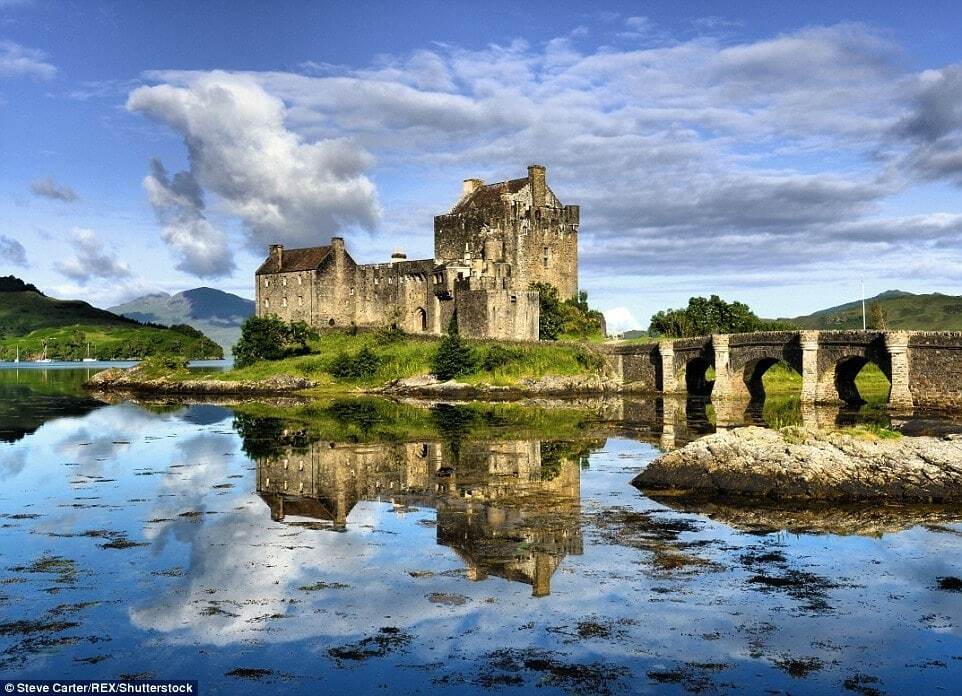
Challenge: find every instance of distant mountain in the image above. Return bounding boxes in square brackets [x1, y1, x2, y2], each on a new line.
[110, 287, 254, 354]
[0, 276, 223, 360]
[784, 290, 962, 330]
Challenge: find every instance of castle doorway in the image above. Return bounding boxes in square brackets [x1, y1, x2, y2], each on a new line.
[416, 307, 427, 332]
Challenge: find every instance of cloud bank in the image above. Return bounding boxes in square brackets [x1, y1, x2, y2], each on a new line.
[0, 40, 56, 80]
[144, 159, 235, 278]
[55, 228, 132, 283]
[0, 234, 27, 267]
[30, 177, 78, 202]
[127, 72, 380, 276]
[126, 21, 962, 307]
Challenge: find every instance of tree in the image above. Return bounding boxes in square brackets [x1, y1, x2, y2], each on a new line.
[869, 302, 888, 330]
[649, 295, 792, 337]
[431, 326, 476, 380]
[233, 316, 319, 367]
[530, 282, 565, 340]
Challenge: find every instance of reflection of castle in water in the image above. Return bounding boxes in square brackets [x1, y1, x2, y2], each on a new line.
[256, 438, 588, 596]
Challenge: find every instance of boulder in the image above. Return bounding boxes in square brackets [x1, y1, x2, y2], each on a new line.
[633, 426, 962, 502]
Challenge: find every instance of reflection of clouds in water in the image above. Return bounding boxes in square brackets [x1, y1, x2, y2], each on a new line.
[52, 404, 161, 476]
[0, 446, 27, 479]
[130, 502, 422, 646]
[142, 432, 242, 549]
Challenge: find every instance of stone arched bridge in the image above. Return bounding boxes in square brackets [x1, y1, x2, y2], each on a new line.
[603, 330, 962, 409]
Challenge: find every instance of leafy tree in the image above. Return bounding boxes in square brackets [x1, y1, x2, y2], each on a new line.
[233, 315, 319, 367]
[532, 284, 606, 340]
[531, 282, 565, 340]
[869, 303, 888, 330]
[649, 295, 793, 337]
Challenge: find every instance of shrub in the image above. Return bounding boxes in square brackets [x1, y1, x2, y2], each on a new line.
[574, 348, 604, 371]
[374, 324, 406, 346]
[480, 345, 524, 372]
[233, 316, 319, 367]
[328, 346, 382, 379]
[432, 333, 476, 380]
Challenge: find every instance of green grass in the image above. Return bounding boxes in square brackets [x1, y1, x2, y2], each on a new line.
[760, 362, 890, 401]
[215, 331, 605, 389]
[839, 424, 902, 440]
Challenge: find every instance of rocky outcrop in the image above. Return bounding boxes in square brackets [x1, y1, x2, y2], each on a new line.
[85, 368, 315, 395]
[634, 426, 962, 502]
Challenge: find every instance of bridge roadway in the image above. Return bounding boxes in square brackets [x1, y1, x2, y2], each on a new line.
[603, 330, 962, 409]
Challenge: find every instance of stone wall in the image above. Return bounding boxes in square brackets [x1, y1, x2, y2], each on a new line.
[908, 332, 962, 408]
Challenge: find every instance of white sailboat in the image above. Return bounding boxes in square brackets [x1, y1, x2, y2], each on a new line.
[82, 342, 96, 362]
[36, 343, 52, 363]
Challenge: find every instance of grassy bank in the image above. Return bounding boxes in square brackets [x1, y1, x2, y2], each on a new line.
[215, 330, 605, 390]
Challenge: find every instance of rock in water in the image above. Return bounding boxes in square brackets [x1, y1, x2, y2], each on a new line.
[633, 426, 962, 502]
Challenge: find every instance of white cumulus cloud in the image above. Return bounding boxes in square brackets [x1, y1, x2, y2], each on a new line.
[0, 40, 56, 80]
[144, 159, 235, 278]
[126, 71, 380, 262]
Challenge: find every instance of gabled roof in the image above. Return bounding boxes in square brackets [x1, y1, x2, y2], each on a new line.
[451, 177, 529, 213]
[255, 245, 332, 275]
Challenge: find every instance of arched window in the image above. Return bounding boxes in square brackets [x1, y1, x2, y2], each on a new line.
[416, 307, 427, 332]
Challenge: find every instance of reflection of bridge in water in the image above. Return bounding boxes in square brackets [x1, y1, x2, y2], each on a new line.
[256, 438, 590, 597]
[605, 330, 962, 409]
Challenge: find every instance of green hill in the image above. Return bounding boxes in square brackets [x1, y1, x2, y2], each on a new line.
[0, 276, 223, 361]
[109, 287, 254, 354]
[784, 290, 962, 331]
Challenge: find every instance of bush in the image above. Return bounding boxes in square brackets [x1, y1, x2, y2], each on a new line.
[574, 348, 604, 371]
[480, 344, 524, 372]
[328, 346, 382, 379]
[233, 316, 319, 368]
[432, 333, 476, 380]
[374, 324, 406, 346]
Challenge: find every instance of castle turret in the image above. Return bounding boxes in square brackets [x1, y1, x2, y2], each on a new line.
[528, 164, 546, 209]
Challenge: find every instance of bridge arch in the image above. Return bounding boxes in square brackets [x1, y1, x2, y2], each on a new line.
[739, 357, 803, 401]
[679, 356, 714, 396]
[816, 355, 891, 405]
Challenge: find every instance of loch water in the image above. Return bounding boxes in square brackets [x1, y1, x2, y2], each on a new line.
[2, 368, 962, 694]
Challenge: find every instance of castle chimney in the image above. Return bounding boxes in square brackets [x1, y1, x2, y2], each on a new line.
[331, 237, 345, 254]
[528, 164, 546, 209]
[391, 248, 407, 264]
[462, 178, 484, 196]
[270, 244, 284, 269]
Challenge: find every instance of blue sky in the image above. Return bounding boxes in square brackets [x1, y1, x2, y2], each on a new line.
[3, 0, 962, 332]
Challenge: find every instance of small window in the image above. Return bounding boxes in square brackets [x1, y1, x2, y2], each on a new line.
[298, 296, 303, 306]
[510, 294, 517, 304]
[282, 297, 288, 307]
[350, 287, 355, 296]
[264, 299, 270, 308]
[328, 318, 335, 326]
[265, 278, 270, 287]
[298, 275, 303, 286]
[282, 277, 287, 287]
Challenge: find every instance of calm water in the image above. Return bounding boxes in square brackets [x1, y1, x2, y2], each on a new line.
[2, 369, 962, 693]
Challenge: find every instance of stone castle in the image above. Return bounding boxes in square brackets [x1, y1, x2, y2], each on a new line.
[255, 165, 579, 341]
